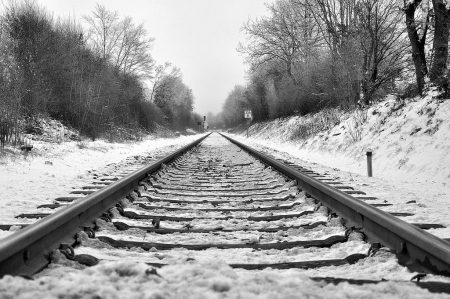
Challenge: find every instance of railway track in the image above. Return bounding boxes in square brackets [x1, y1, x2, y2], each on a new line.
[0, 133, 450, 297]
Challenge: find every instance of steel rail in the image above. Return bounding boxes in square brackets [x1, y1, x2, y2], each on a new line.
[0, 133, 210, 277]
[220, 133, 450, 276]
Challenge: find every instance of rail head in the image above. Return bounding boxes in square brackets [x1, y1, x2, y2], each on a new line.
[0, 133, 210, 277]
[221, 133, 450, 276]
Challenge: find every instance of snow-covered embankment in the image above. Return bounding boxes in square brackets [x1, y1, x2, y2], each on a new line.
[236, 92, 450, 184]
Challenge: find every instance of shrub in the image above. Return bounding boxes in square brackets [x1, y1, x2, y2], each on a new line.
[290, 108, 342, 140]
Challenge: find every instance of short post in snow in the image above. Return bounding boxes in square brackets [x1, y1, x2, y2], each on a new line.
[366, 149, 373, 177]
[244, 110, 253, 138]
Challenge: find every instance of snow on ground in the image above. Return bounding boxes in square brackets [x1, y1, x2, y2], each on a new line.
[0, 130, 449, 298]
[229, 91, 450, 238]
[0, 256, 448, 299]
[0, 134, 203, 225]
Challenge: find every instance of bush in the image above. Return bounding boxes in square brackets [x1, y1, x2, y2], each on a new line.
[346, 109, 368, 143]
[290, 108, 342, 140]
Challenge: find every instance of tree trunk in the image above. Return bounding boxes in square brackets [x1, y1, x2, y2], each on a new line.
[404, 0, 428, 95]
[430, 0, 450, 90]
[286, 61, 298, 86]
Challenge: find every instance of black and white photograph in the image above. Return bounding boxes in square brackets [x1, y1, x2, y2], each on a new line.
[0, 0, 450, 297]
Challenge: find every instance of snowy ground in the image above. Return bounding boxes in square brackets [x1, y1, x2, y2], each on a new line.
[229, 92, 450, 239]
[1, 133, 450, 298]
[0, 134, 203, 226]
[1, 257, 448, 299]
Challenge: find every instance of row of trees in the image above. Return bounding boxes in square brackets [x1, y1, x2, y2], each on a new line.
[0, 1, 197, 146]
[217, 0, 449, 128]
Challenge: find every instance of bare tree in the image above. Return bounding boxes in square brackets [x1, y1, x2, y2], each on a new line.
[300, 0, 362, 104]
[83, 4, 120, 61]
[356, 0, 408, 104]
[429, 0, 450, 90]
[402, 0, 450, 93]
[298, 0, 408, 104]
[0, 18, 23, 147]
[84, 4, 155, 78]
[302, 0, 359, 56]
[403, 0, 430, 94]
[113, 17, 155, 77]
[149, 62, 172, 102]
[239, 0, 321, 85]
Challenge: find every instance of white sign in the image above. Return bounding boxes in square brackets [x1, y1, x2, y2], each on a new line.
[244, 110, 252, 119]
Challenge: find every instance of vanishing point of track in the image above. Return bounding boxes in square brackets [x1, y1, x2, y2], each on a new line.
[0, 133, 449, 293]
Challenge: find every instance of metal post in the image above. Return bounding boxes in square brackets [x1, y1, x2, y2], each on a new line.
[244, 110, 252, 138]
[366, 151, 373, 177]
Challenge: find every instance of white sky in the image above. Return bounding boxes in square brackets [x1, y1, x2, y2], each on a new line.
[36, 0, 274, 115]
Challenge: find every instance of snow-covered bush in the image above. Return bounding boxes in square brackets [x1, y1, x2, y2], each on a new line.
[346, 109, 367, 143]
[290, 108, 342, 140]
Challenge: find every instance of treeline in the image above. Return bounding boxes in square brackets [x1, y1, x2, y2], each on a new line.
[0, 1, 197, 146]
[216, 0, 450, 128]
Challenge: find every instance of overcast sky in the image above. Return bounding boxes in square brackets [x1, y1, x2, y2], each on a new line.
[36, 0, 273, 115]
